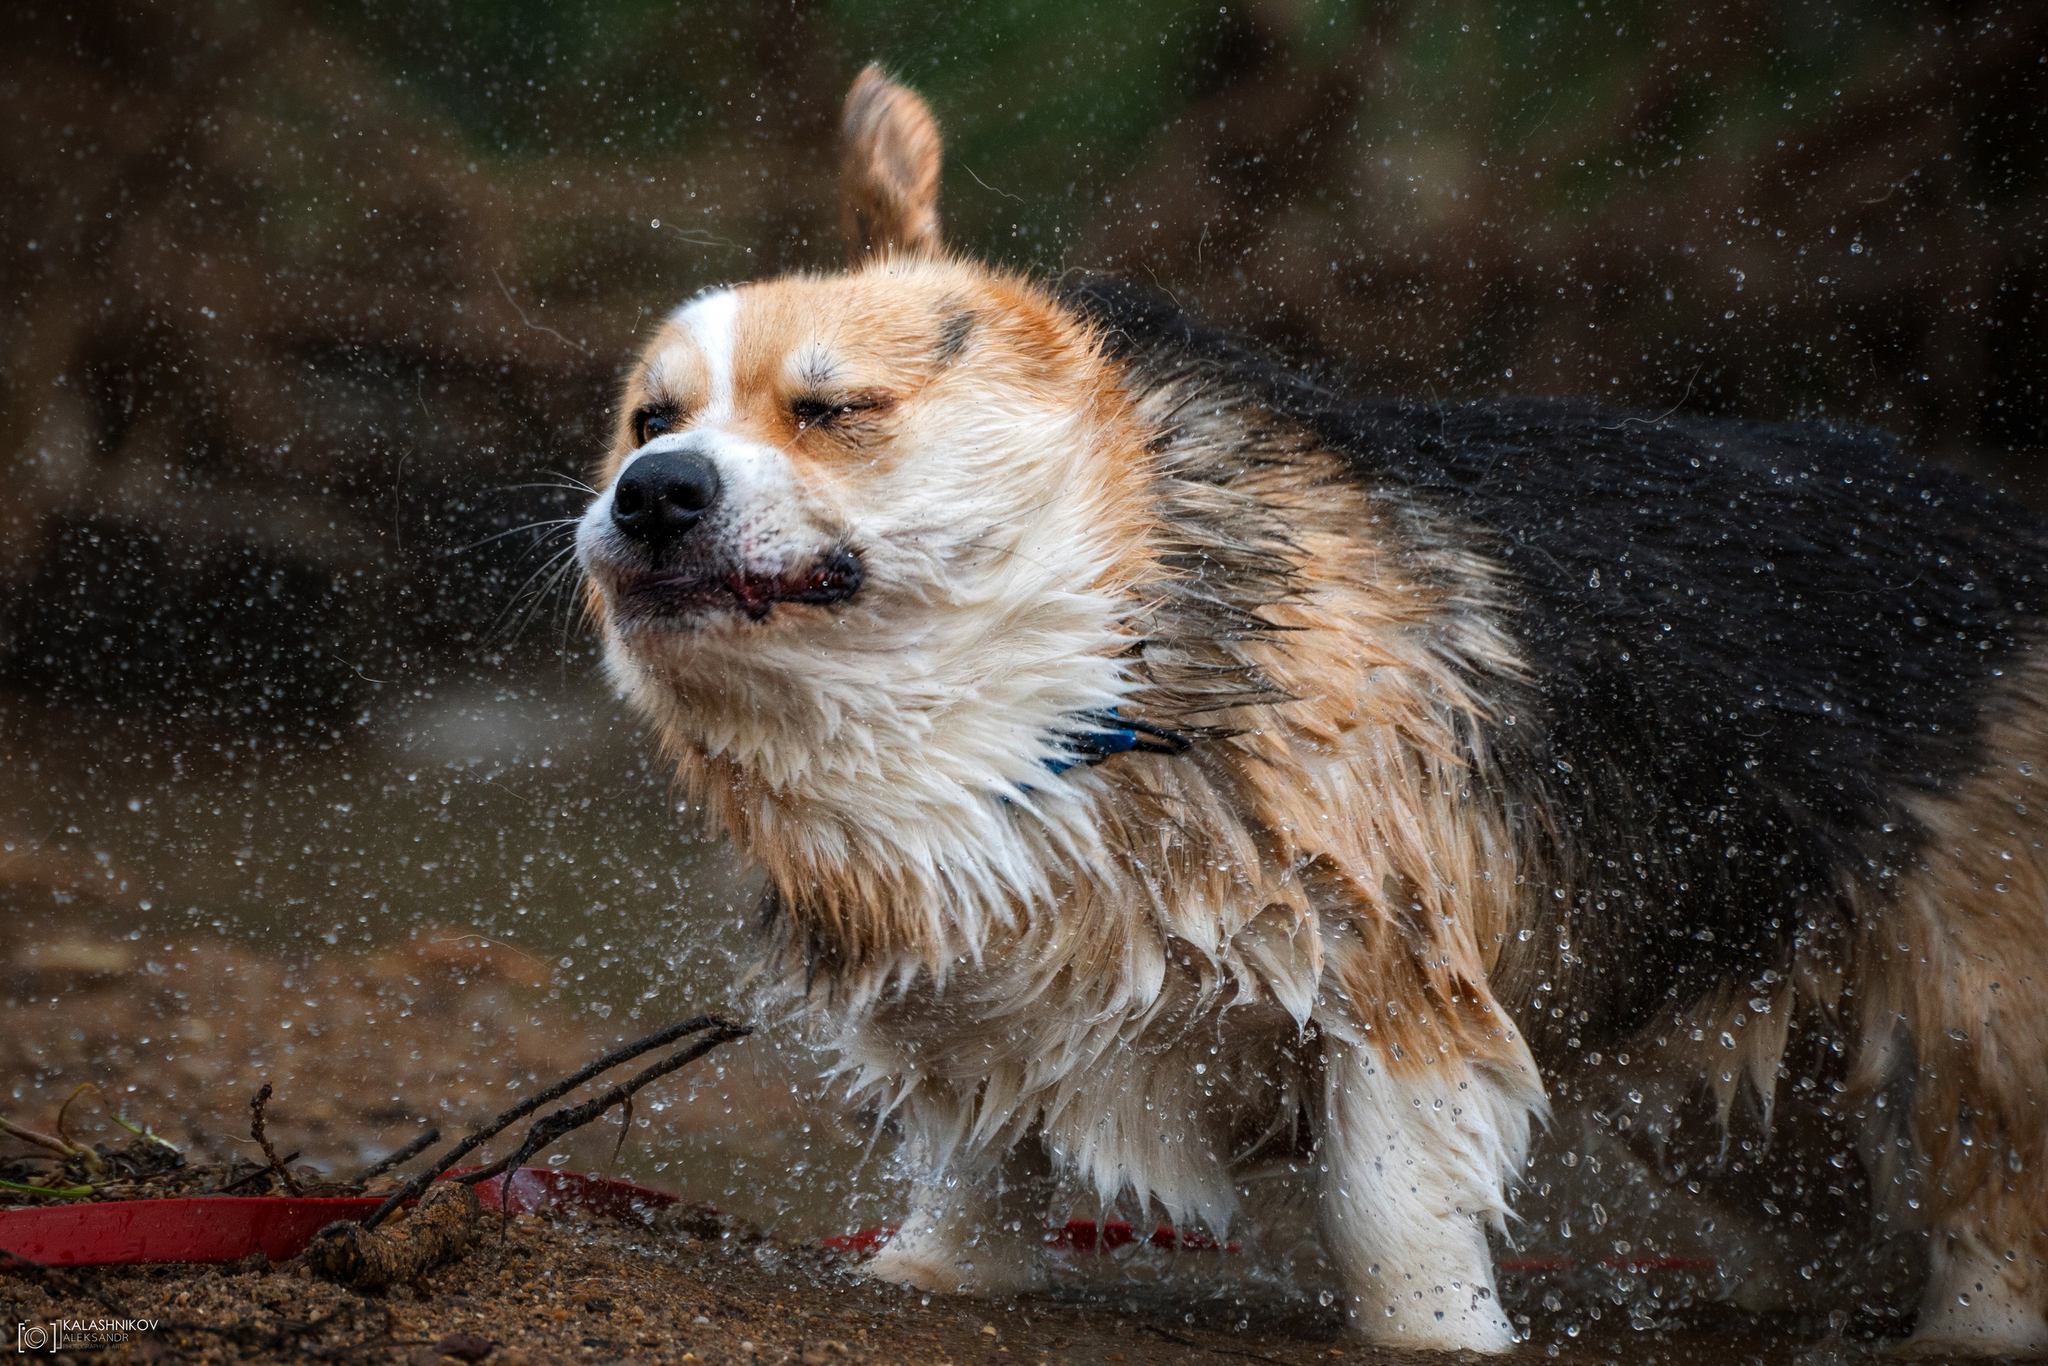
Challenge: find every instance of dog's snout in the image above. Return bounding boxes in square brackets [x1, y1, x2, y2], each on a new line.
[610, 448, 722, 553]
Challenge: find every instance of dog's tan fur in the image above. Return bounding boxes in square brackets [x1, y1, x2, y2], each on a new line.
[572, 66, 2048, 1355]
[1850, 667, 2048, 1353]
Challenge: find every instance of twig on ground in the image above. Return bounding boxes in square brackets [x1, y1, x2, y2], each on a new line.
[221, 1151, 300, 1194]
[249, 1084, 302, 1196]
[350, 1126, 442, 1185]
[49, 1083, 175, 1178]
[610, 1095, 634, 1166]
[363, 1013, 748, 1230]
[56, 1083, 102, 1149]
[456, 1021, 750, 1216]
[306, 1180, 480, 1291]
[0, 1116, 81, 1160]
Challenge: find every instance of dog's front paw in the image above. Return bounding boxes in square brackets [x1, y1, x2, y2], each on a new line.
[1340, 1284, 1517, 1355]
[1886, 1332, 2048, 1362]
[1888, 1314, 2048, 1361]
[864, 1217, 1043, 1297]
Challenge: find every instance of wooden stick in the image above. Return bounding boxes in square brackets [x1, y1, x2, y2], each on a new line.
[249, 1084, 302, 1196]
[349, 1126, 442, 1185]
[362, 1013, 747, 1230]
[458, 1024, 749, 1207]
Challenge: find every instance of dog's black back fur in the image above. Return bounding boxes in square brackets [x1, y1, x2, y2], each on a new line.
[1067, 278, 2048, 1056]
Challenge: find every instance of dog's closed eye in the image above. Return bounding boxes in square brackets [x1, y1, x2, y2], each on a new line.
[792, 393, 892, 431]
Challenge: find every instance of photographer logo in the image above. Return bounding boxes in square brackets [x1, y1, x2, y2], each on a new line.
[17, 1318, 158, 1352]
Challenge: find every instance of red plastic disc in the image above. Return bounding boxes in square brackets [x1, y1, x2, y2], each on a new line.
[0, 1167, 677, 1268]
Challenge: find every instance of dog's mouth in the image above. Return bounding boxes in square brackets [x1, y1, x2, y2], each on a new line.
[613, 550, 865, 624]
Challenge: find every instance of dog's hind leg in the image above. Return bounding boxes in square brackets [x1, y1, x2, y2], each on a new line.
[1857, 690, 2048, 1358]
[1316, 1034, 1538, 1352]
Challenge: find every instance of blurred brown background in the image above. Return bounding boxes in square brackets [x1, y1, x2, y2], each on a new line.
[2, 0, 2043, 723]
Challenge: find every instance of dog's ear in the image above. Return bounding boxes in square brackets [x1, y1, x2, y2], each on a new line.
[840, 64, 942, 266]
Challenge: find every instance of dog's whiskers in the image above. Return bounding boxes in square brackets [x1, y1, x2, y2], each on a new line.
[449, 517, 581, 556]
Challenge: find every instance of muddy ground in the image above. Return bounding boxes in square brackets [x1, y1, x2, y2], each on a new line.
[0, 916, 825, 1191]
[0, 1206, 1895, 1366]
[0, 930, 1961, 1365]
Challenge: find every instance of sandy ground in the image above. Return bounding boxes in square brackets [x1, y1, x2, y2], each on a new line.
[0, 918, 815, 1190]
[0, 928, 1945, 1365]
[0, 1204, 1895, 1366]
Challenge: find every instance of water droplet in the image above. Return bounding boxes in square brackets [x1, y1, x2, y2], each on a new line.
[1319, 1290, 1335, 1307]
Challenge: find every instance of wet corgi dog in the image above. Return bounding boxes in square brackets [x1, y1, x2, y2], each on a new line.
[575, 66, 2048, 1355]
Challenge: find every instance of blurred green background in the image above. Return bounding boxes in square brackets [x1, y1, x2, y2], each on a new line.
[0, 0, 2042, 1226]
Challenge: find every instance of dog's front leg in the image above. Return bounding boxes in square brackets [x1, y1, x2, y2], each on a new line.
[868, 1136, 1052, 1297]
[1317, 1037, 1531, 1353]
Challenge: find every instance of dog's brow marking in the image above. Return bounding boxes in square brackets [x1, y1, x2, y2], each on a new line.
[790, 345, 835, 388]
[642, 344, 693, 398]
[681, 288, 740, 425]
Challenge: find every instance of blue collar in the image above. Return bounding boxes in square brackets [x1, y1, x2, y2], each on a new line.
[1044, 709, 1190, 774]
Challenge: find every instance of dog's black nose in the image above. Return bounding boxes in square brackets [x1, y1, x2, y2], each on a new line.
[610, 449, 721, 553]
